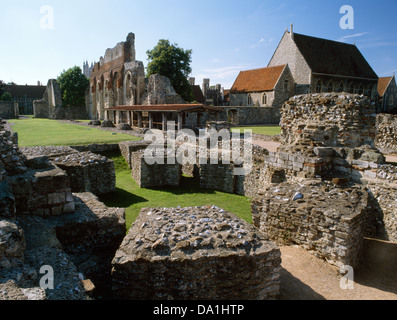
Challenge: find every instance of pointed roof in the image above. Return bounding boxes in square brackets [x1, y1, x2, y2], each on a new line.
[230, 65, 287, 93]
[292, 33, 378, 80]
[378, 76, 394, 97]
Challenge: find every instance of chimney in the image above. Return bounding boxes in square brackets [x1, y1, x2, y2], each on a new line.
[290, 23, 294, 39]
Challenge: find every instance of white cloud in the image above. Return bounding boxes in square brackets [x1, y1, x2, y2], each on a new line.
[338, 32, 369, 42]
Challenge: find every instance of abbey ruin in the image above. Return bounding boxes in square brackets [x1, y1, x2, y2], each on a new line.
[1, 88, 396, 300]
[0, 27, 396, 301]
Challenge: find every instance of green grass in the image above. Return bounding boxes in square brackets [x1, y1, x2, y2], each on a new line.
[232, 126, 281, 136]
[11, 118, 253, 230]
[10, 118, 141, 147]
[99, 151, 253, 230]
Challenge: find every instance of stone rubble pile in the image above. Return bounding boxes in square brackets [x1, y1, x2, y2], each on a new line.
[112, 206, 281, 300]
[0, 120, 125, 300]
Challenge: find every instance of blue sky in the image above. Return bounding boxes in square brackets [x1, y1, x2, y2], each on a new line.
[1, 0, 396, 89]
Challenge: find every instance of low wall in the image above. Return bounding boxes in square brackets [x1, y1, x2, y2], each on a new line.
[252, 181, 369, 268]
[219, 107, 281, 125]
[0, 102, 18, 119]
[112, 206, 281, 300]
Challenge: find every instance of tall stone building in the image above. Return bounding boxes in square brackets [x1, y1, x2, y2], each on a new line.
[86, 33, 146, 120]
[378, 74, 397, 113]
[268, 25, 379, 98]
[83, 61, 95, 78]
[86, 33, 185, 120]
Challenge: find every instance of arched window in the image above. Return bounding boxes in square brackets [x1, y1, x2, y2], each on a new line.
[336, 81, 344, 93]
[247, 94, 253, 106]
[315, 79, 322, 93]
[348, 82, 354, 93]
[326, 80, 333, 93]
[356, 83, 364, 95]
[262, 93, 267, 106]
[364, 84, 372, 98]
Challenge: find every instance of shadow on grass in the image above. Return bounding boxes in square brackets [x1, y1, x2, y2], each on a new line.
[99, 187, 148, 208]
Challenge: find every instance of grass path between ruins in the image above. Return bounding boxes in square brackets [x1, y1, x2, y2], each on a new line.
[232, 126, 281, 136]
[11, 118, 261, 230]
[99, 151, 253, 231]
[10, 118, 140, 146]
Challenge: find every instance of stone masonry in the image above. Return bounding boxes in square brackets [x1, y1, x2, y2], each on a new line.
[0, 120, 126, 300]
[252, 180, 369, 268]
[253, 92, 397, 266]
[112, 206, 281, 300]
[375, 113, 397, 154]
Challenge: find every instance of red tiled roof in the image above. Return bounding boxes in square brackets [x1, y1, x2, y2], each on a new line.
[230, 65, 286, 93]
[378, 76, 393, 97]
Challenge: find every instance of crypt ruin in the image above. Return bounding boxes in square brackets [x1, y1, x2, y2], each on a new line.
[1, 88, 396, 300]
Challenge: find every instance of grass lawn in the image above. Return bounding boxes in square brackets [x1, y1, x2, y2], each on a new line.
[99, 151, 253, 230]
[10, 118, 141, 147]
[11, 118, 253, 230]
[232, 126, 281, 136]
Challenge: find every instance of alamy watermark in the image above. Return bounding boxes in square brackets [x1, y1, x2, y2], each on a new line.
[143, 123, 253, 176]
[39, 265, 54, 290]
[340, 5, 354, 30]
[40, 5, 54, 30]
[340, 265, 354, 290]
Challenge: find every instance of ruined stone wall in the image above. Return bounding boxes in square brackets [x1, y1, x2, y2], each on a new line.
[112, 206, 281, 300]
[20, 147, 116, 196]
[0, 102, 18, 119]
[129, 149, 181, 188]
[281, 93, 377, 149]
[140, 74, 185, 105]
[0, 121, 126, 300]
[252, 181, 369, 268]
[219, 107, 281, 125]
[376, 113, 397, 154]
[260, 92, 397, 246]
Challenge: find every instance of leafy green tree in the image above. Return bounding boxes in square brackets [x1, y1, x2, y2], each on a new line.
[0, 92, 12, 101]
[0, 80, 6, 96]
[146, 40, 194, 102]
[57, 66, 89, 107]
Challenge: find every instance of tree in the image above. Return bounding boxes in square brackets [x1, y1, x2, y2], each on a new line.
[146, 40, 194, 102]
[0, 92, 12, 101]
[57, 66, 89, 107]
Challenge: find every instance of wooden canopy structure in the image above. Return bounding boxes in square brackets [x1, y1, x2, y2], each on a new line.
[105, 104, 223, 130]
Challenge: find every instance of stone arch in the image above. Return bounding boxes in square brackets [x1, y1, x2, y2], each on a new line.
[247, 94, 253, 106]
[262, 93, 267, 106]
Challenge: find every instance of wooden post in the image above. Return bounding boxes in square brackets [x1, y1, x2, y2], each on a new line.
[149, 112, 153, 129]
[138, 112, 143, 128]
[162, 112, 167, 131]
[178, 113, 183, 131]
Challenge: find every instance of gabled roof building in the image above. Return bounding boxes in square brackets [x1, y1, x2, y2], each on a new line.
[378, 75, 397, 113]
[229, 64, 294, 107]
[268, 25, 379, 98]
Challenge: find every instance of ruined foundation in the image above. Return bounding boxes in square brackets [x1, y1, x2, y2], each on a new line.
[112, 206, 281, 300]
[0, 120, 125, 300]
